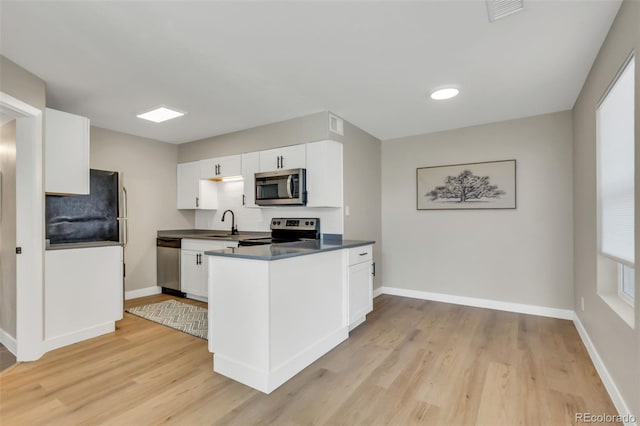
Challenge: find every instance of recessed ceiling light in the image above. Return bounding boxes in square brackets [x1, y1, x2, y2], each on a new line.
[137, 106, 185, 123]
[430, 88, 459, 100]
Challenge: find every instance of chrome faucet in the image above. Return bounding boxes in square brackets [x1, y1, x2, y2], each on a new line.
[221, 209, 238, 235]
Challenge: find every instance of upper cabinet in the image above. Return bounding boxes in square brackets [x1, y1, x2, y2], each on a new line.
[306, 140, 343, 208]
[259, 145, 306, 172]
[45, 108, 90, 194]
[201, 155, 242, 179]
[241, 152, 260, 208]
[177, 161, 218, 210]
[176, 140, 343, 210]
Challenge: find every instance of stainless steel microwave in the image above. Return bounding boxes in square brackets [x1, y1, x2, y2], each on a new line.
[255, 168, 307, 206]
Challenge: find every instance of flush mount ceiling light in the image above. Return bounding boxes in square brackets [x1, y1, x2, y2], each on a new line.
[430, 88, 459, 100]
[137, 106, 185, 123]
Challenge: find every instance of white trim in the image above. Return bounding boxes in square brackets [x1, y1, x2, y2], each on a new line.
[43, 322, 115, 353]
[0, 92, 40, 117]
[379, 286, 574, 320]
[0, 329, 17, 356]
[0, 91, 44, 362]
[124, 286, 162, 300]
[573, 314, 637, 426]
[373, 286, 384, 298]
[184, 294, 208, 303]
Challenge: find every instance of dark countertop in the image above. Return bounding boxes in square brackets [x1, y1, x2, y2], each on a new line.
[46, 241, 123, 251]
[204, 238, 375, 261]
[157, 229, 271, 242]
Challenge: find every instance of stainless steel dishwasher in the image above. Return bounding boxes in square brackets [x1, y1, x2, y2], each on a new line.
[157, 237, 181, 293]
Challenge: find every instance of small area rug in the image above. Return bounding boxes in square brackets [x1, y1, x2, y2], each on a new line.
[126, 300, 208, 340]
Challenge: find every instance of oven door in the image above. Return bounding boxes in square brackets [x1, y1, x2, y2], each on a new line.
[255, 168, 306, 206]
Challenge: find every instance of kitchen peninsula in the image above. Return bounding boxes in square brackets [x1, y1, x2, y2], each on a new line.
[205, 237, 374, 394]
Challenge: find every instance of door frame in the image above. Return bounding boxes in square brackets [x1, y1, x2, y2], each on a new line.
[0, 91, 44, 361]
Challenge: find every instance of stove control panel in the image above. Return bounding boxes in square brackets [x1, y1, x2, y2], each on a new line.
[270, 217, 320, 231]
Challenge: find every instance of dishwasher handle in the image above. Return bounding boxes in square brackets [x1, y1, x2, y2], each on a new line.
[156, 238, 181, 249]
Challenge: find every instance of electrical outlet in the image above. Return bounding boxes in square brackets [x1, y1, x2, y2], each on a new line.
[581, 296, 585, 312]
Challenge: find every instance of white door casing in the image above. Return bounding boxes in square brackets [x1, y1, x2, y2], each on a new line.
[0, 91, 44, 361]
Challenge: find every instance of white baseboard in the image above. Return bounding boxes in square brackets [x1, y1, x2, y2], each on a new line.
[573, 314, 637, 426]
[0, 328, 17, 356]
[125, 286, 162, 300]
[379, 286, 574, 320]
[373, 286, 384, 298]
[44, 322, 115, 353]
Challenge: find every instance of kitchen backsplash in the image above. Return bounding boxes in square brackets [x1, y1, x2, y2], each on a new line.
[194, 181, 344, 234]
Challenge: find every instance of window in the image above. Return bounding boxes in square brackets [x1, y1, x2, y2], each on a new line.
[597, 54, 635, 305]
[619, 264, 635, 305]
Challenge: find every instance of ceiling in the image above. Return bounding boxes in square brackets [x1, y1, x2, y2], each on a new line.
[0, 1, 621, 144]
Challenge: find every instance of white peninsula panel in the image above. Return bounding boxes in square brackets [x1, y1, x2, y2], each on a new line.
[208, 249, 347, 393]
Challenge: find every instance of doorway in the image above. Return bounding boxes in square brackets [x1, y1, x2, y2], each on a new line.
[0, 91, 44, 361]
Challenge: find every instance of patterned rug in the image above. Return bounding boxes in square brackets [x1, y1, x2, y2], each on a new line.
[126, 300, 208, 340]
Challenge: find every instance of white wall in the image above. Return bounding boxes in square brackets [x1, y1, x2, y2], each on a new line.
[194, 181, 343, 234]
[573, 0, 640, 417]
[381, 111, 574, 310]
[90, 127, 193, 292]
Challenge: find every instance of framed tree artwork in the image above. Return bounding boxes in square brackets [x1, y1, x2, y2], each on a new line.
[416, 160, 516, 210]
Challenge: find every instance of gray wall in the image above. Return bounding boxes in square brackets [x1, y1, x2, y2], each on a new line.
[178, 111, 383, 287]
[381, 111, 574, 309]
[573, 0, 640, 416]
[90, 127, 193, 292]
[0, 120, 17, 337]
[0, 55, 46, 111]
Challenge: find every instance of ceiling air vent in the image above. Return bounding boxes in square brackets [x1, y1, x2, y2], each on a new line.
[329, 113, 344, 136]
[486, 0, 523, 22]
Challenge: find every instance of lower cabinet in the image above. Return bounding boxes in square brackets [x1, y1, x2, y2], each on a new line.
[347, 245, 374, 330]
[181, 239, 238, 300]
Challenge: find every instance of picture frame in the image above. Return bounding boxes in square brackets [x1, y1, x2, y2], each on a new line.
[416, 160, 516, 210]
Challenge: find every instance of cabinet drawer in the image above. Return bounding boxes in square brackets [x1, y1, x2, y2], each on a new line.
[182, 239, 238, 252]
[348, 245, 373, 265]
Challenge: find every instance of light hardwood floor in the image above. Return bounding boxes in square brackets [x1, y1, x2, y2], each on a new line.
[0, 294, 619, 425]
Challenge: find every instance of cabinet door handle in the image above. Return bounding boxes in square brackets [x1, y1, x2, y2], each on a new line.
[242, 194, 246, 205]
[372, 261, 376, 277]
[359, 252, 369, 256]
[279, 155, 284, 168]
[276, 156, 280, 169]
[196, 197, 199, 208]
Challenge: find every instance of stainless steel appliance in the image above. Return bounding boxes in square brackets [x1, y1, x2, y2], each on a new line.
[255, 168, 307, 206]
[157, 237, 182, 293]
[238, 218, 320, 246]
[46, 169, 128, 246]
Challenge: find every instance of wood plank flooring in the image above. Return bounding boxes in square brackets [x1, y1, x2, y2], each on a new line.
[0, 294, 619, 425]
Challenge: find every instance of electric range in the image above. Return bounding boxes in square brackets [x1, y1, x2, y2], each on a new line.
[238, 218, 320, 246]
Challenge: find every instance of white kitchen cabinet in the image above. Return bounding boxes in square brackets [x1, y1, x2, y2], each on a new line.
[200, 155, 242, 179]
[44, 245, 123, 350]
[305, 140, 343, 207]
[241, 151, 260, 208]
[259, 144, 306, 172]
[347, 245, 373, 331]
[45, 108, 90, 194]
[177, 161, 218, 209]
[181, 239, 238, 300]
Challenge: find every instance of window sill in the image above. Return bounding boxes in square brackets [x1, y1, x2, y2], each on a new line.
[599, 292, 635, 328]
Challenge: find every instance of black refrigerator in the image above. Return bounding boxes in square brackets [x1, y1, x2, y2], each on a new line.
[46, 169, 127, 245]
